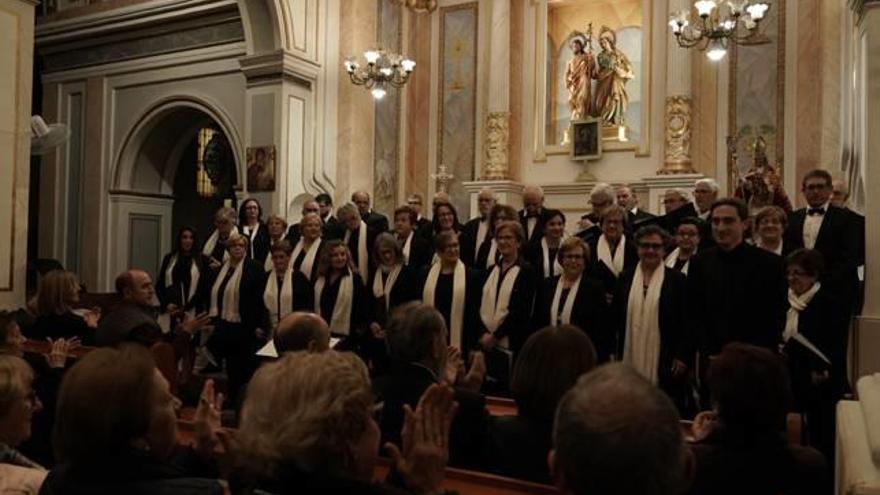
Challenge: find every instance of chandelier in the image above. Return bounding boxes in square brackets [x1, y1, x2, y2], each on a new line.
[669, 1, 771, 61]
[390, 0, 438, 14]
[344, 49, 416, 100]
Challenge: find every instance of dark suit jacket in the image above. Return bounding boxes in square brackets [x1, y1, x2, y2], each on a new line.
[362, 211, 390, 234]
[519, 209, 551, 245]
[345, 226, 380, 276]
[414, 216, 432, 239]
[533, 275, 610, 360]
[478, 260, 537, 353]
[612, 267, 692, 385]
[243, 222, 271, 263]
[786, 205, 860, 300]
[587, 237, 639, 297]
[485, 415, 553, 485]
[372, 362, 488, 469]
[627, 208, 655, 227]
[321, 215, 344, 240]
[402, 233, 433, 269]
[460, 217, 487, 267]
[283, 224, 302, 246]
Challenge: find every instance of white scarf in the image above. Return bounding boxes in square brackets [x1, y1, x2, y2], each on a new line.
[373, 264, 402, 312]
[400, 231, 415, 265]
[263, 267, 293, 329]
[784, 282, 830, 364]
[485, 239, 498, 269]
[476, 219, 489, 254]
[209, 260, 244, 323]
[202, 226, 239, 262]
[541, 237, 564, 278]
[423, 261, 467, 349]
[480, 263, 521, 344]
[242, 223, 261, 259]
[315, 270, 354, 335]
[550, 274, 581, 326]
[263, 238, 285, 271]
[597, 234, 626, 277]
[344, 222, 369, 282]
[292, 238, 321, 281]
[664, 247, 693, 275]
[623, 263, 665, 384]
[164, 254, 200, 305]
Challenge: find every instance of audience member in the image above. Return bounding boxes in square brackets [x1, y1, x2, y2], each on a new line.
[352, 191, 389, 233]
[239, 198, 271, 264]
[338, 203, 377, 283]
[157, 226, 211, 314]
[0, 355, 47, 494]
[273, 312, 330, 354]
[460, 188, 496, 267]
[665, 217, 702, 275]
[524, 209, 567, 280]
[551, 363, 690, 495]
[486, 325, 597, 484]
[312, 239, 368, 353]
[519, 185, 549, 244]
[29, 271, 97, 344]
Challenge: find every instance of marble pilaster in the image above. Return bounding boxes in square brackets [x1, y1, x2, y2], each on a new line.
[661, 0, 695, 174]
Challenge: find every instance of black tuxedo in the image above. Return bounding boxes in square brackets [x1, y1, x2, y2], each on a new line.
[373, 362, 488, 469]
[362, 211, 390, 234]
[519, 209, 550, 245]
[460, 217, 488, 267]
[587, 236, 639, 298]
[533, 275, 610, 359]
[628, 207, 655, 226]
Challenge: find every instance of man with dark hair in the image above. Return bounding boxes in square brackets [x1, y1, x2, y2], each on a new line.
[785, 169, 861, 310]
[372, 302, 488, 469]
[406, 193, 432, 233]
[352, 190, 389, 233]
[551, 363, 689, 495]
[315, 192, 342, 239]
[687, 198, 787, 400]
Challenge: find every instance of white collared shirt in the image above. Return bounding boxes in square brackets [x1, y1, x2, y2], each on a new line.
[803, 201, 829, 249]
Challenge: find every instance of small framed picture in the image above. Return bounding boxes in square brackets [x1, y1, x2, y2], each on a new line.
[246, 146, 276, 192]
[571, 118, 602, 161]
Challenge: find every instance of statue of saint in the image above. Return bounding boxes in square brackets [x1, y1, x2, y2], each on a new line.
[593, 26, 634, 127]
[564, 35, 595, 121]
[734, 136, 793, 214]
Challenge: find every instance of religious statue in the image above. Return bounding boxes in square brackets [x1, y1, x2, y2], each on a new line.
[733, 136, 793, 214]
[593, 26, 634, 128]
[564, 34, 595, 121]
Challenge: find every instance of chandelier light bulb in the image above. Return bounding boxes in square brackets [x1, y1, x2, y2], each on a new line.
[364, 50, 381, 64]
[371, 86, 387, 99]
[344, 58, 358, 73]
[721, 18, 736, 31]
[379, 67, 394, 77]
[706, 39, 728, 61]
[694, 0, 717, 17]
[741, 13, 757, 29]
[401, 59, 416, 72]
[745, 2, 769, 20]
[726, 0, 748, 16]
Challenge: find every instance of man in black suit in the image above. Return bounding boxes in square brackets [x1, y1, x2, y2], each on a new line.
[519, 185, 549, 245]
[373, 302, 488, 469]
[315, 192, 342, 239]
[576, 182, 615, 242]
[831, 178, 865, 267]
[406, 193, 432, 234]
[284, 199, 321, 245]
[786, 170, 861, 310]
[694, 178, 720, 221]
[460, 187, 496, 266]
[352, 190, 389, 233]
[616, 184, 654, 227]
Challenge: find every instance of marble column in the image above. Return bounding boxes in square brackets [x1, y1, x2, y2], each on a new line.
[0, 0, 36, 309]
[855, 0, 880, 376]
[661, 0, 696, 174]
[481, 0, 511, 180]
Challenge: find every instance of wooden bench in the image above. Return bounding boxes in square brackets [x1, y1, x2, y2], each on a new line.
[486, 395, 518, 416]
[374, 458, 557, 494]
[21, 338, 94, 359]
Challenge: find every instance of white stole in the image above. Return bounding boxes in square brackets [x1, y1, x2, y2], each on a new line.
[541, 237, 564, 278]
[423, 261, 467, 349]
[315, 271, 354, 335]
[480, 263, 521, 343]
[209, 260, 244, 323]
[623, 263, 665, 384]
[202, 226, 239, 262]
[373, 265, 402, 312]
[401, 231, 414, 265]
[292, 238, 321, 281]
[242, 223, 261, 259]
[344, 222, 369, 282]
[783, 282, 830, 365]
[485, 239, 498, 269]
[664, 247, 692, 275]
[597, 234, 626, 277]
[164, 254, 200, 305]
[550, 275, 582, 326]
[263, 267, 293, 328]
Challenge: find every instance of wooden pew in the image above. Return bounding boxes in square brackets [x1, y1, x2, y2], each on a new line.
[486, 395, 517, 416]
[374, 458, 557, 494]
[21, 338, 94, 359]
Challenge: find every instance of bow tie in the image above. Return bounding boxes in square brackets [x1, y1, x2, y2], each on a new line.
[807, 207, 825, 216]
[525, 213, 539, 219]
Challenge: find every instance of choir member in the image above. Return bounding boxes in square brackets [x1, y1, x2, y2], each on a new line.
[613, 225, 690, 410]
[460, 188, 496, 267]
[238, 198, 271, 263]
[577, 182, 616, 238]
[313, 240, 369, 352]
[533, 237, 609, 360]
[588, 205, 638, 302]
[421, 231, 482, 350]
[754, 206, 796, 257]
[406, 193, 432, 234]
[352, 190, 389, 233]
[687, 198, 787, 392]
[264, 214, 288, 269]
[524, 209, 566, 280]
[783, 248, 850, 460]
[315, 192, 343, 239]
[30, 270, 97, 343]
[519, 185, 549, 245]
[158, 226, 211, 313]
[202, 207, 238, 270]
[337, 203, 377, 284]
[207, 233, 267, 405]
[617, 184, 654, 226]
[262, 241, 312, 334]
[475, 204, 518, 270]
[290, 213, 323, 282]
[478, 221, 537, 358]
[369, 233, 420, 328]
[431, 202, 463, 238]
[392, 205, 431, 268]
[665, 217, 702, 275]
[283, 200, 319, 246]
[693, 178, 720, 221]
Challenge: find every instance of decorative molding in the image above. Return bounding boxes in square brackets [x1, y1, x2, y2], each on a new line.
[238, 49, 321, 88]
[852, 0, 880, 18]
[661, 95, 695, 174]
[482, 111, 510, 180]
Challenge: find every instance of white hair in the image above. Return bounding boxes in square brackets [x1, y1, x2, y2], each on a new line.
[478, 187, 496, 199]
[590, 183, 617, 203]
[523, 185, 545, 198]
[694, 178, 719, 193]
[665, 188, 692, 202]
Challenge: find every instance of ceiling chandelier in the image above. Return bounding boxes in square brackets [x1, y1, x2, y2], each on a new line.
[669, 0, 771, 61]
[344, 49, 416, 100]
[390, 0, 438, 14]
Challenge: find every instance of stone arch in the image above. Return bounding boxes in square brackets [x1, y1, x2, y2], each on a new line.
[235, 0, 285, 55]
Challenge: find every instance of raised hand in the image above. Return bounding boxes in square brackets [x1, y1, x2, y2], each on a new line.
[45, 338, 74, 369]
[461, 351, 486, 392]
[193, 379, 229, 459]
[179, 312, 212, 335]
[442, 346, 463, 386]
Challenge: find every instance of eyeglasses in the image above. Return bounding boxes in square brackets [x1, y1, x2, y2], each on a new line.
[638, 242, 664, 250]
[803, 183, 829, 191]
[562, 254, 584, 260]
[676, 231, 698, 238]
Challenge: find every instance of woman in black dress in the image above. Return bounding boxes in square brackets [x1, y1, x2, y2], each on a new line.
[290, 213, 323, 282]
[312, 239, 369, 353]
[524, 209, 567, 280]
[238, 198, 271, 264]
[157, 226, 211, 315]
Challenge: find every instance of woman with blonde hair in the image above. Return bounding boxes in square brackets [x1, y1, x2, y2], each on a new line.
[291, 213, 323, 282]
[263, 214, 289, 271]
[30, 271, 97, 344]
[313, 240, 368, 352]
[0, 355, 46, 494]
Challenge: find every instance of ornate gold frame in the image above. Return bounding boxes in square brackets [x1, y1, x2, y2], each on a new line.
[532, 0, 653, 161]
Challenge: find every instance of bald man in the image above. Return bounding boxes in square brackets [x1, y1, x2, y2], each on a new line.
[352, 190, 389, 233]
[275, 312, 331, 353]
[461, 188, 496, 266]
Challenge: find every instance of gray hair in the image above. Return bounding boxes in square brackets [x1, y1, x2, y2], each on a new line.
[214, 207, 237, 224]
[665, 188, 692, 202]
[589, 183, 617, 204]
[694, 178, 720, 193]
[386, 302, 446, 368]
[336, 203, 360, 222]
[523, 184, 545, 198]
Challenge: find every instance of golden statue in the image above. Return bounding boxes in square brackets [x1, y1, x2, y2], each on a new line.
[593, 26, 634, 128]
[733, 135, 793, 214]
[564, 34, 595, 121]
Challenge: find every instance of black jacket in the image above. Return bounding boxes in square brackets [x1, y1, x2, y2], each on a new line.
[242, 222, 271, 264]
[518, 209, 551, 245]
[417, 264, 484, 350]
[362, 211, 390, 234]
[459, 217, 487, 267]
[533, 275, 610, 360]
[156, 252, 212, 312]
[400, 233, 432, 269]
[587, 236, 639, 298]
[478, 260, 537, 353]
[485, 415, 553, 485]
[208, 258, 268, 332]
[785, 205, 860, 299]
[232, 462, 411, 495]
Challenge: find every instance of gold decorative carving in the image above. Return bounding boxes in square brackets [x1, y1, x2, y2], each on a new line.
[482, 111, 510, 180]
[660, 95, 695, 174]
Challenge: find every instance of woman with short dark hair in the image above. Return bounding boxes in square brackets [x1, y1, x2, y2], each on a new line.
[157, 226, 211, 315]
[239, 198, 271, 264]
[524, 209, 567, 280]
